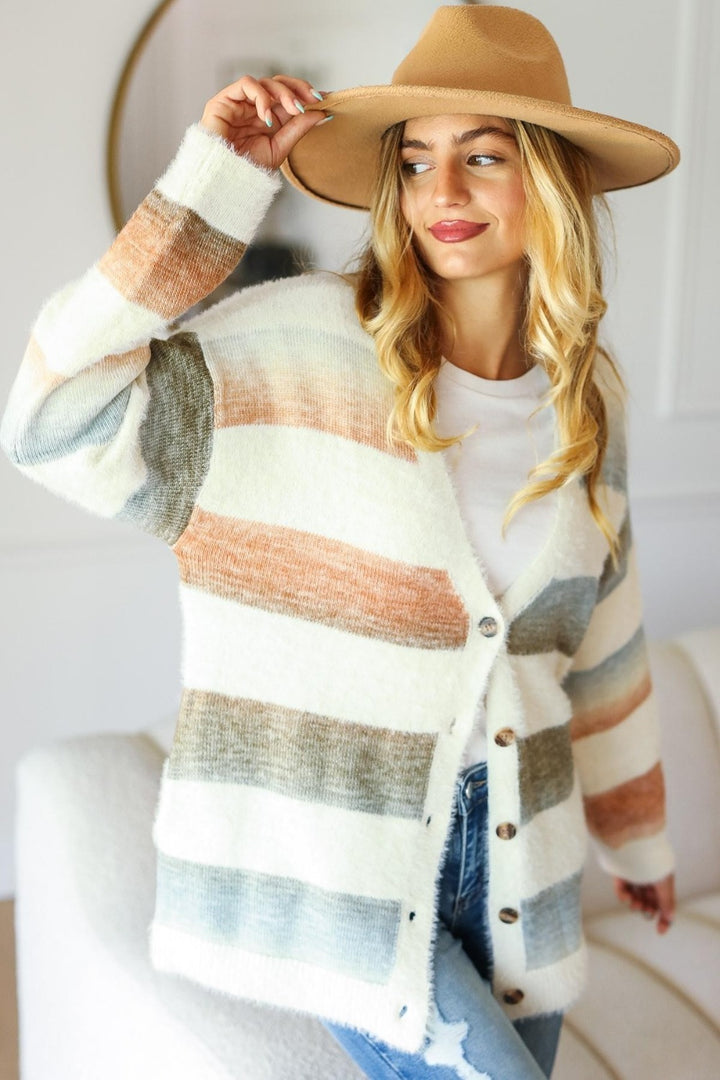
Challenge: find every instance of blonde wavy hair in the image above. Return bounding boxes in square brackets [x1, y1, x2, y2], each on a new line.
[354, 117, 624, 555]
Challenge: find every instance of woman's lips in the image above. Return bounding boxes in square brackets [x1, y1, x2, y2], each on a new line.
[428, 221, 489, 243]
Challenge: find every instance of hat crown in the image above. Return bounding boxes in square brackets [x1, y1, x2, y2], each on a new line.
[392, 5, 571, 107]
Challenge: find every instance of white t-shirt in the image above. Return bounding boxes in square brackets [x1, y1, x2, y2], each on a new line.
[434, 359, 557, 766]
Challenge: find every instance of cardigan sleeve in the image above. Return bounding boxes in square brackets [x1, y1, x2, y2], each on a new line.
[0, 125, 281, 544]
[564, 395, 675, 885]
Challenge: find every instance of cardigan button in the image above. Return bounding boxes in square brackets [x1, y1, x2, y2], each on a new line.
[478, 616, 498, 637]
[494, 728, 516, 747]
[499, 907, 519, 924]
[503, 989, 525, 1005]
[496, 822, 517, 840]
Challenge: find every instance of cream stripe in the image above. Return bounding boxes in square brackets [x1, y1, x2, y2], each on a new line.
[491, 942, 587, 1021]
[592, 830, 676, 883]
[501, 480, 623, 625]
[488, 773, 587, 922]
[150, 921, 428, 1054]
[572, 551, 643, 671]
[33, 269, 163, 377]
[571, 696, 661, 796]
[156, 124, 281, 241]
[199, 425, 448, 567]
[179, 584, 479, 733]
[154, 774, 429, 900]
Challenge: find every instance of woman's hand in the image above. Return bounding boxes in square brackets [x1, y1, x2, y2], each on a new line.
[613, 873, 675, 934]
[200, 75, 328, 171]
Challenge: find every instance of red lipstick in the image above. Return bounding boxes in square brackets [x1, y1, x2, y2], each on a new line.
[428, 221, 489, 243]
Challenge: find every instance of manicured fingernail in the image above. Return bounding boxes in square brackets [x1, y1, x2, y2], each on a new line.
[311, 89, 324, 100]
[265, 111, 273, 128]
[316, 114, 334, 126]
[293, 99, 306, 113]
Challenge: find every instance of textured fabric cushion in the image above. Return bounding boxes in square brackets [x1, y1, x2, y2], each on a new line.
[15, 735, 363, 1080]
[553, 903, 720, 1079]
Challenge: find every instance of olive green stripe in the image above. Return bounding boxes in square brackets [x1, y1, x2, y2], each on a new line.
[507, 576, 598, 657]
[596, 513, 632, 603]
[120, 331, 214, 544]
[168, 689, 437, 820]
[518, 723, 574, 825]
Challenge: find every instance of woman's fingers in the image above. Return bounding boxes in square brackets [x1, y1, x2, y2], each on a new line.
[613, 874, 676, 934]
[199, 74, 327, 167]
[214, 74, 323, 127]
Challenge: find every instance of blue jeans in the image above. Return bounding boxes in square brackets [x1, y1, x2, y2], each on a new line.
[324, 762, 563, 1078]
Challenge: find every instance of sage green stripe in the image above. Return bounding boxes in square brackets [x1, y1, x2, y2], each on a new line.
[168, 689, 437, 820]
[600, 428, 628, 493]
[7, 382, 132, 466]
[507, 576, 598, 657]
[518, 724, 574, 825]
[120, 331, 214, 544]
[596, 513, 631, 603]
[155, 853, 400, 983]
[562, 626, 646, 713]
[522, 870, 583, 969]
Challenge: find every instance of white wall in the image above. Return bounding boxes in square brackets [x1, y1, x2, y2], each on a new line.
[0, 0, 718, 897]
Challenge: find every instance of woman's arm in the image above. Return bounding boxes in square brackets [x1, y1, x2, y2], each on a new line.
[564, 394, 676, 932]
[0, 77, 326, 543]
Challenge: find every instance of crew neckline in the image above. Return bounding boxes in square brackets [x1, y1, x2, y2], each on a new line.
[438, 358, 549, 398]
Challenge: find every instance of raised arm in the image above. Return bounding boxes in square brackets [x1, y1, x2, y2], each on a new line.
[0, 77, 326, 544]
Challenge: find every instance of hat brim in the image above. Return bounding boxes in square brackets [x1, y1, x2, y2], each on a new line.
[281, 85, 680, 209]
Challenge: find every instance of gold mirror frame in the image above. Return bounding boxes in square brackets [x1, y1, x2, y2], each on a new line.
[106, 0, 177, 232]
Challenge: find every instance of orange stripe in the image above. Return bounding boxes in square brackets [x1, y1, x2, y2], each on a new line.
[570, 671, 652, 740]
[174, 506, 469, 649]
[583, 762, 666, 849]
[99, 190, 246, 320]
[214, 365, 417, 462]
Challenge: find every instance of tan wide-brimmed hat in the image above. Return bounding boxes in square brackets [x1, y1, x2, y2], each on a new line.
[281, 4, 680, 209]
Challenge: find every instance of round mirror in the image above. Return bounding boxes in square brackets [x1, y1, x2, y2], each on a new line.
[107, 0, 449, 295]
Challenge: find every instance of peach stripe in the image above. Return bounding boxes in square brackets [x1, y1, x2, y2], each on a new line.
[583, 762, 666, 849]
[570, 671, 652, 740]
[99, 190, 246, 320]
[214, 366, 417, 462]
[24, 336, 66, 396]
[174, 506, 469, 649]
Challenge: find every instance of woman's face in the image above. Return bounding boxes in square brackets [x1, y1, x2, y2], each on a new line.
[398, 114, 527, 287]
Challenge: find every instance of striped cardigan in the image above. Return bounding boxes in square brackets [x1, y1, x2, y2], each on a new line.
[1, 124, 675, 1053]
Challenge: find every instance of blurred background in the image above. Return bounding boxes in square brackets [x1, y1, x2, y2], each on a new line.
[0, 0, 717, 905]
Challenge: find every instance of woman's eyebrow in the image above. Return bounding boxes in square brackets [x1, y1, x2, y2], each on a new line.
[400, 126, 516, 150]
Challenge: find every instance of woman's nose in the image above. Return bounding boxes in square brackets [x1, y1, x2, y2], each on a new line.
[433, 164, 470, 207]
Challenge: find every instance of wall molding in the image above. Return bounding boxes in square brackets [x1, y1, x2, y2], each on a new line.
[658, 0, 720, 418]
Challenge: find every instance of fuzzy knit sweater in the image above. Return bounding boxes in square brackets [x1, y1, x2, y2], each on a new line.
[1, 124, 675, 1054]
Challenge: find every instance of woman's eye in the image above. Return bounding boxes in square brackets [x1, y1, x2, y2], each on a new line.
[401, 161, 432, 176]
[468, 154, 500, 167]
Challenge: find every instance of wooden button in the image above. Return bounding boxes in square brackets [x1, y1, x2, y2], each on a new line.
[494, 728, 516, 747]
[496, 822, 517, 840]
[503, 989, 524, 1005]
[499, 907, 519, 924]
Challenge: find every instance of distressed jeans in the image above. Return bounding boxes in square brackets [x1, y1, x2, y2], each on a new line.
[323, 761, 563, 1079]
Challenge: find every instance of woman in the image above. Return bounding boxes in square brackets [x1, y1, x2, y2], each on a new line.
[1, 6, 678, 1078]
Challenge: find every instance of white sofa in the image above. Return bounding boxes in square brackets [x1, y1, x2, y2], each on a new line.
[13, 629, 720, 1079]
